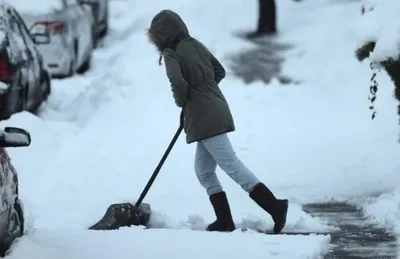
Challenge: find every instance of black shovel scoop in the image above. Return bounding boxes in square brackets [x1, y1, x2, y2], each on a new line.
[89, 111, 184, 230]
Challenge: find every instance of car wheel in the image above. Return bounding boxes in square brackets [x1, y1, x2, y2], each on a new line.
[0, 94, 10, 120]
[65, 60, 74, 78]
[0, 200, 24, 256]
[64, 48, 76, 78]
[16, 77, 26, 112]
[13, 84, 25, 113]
[8, 200, 24, 239]
[92, 25, 98, 49]
[65, 40, 79, 77]
[77, 54, 91, 74]
[100, 21, 108, 38]
[0, 81, 25, 119]
[99, 8, 109, 38]
[41, 73, 51, 101]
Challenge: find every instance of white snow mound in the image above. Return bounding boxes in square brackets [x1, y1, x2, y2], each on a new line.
[355, 0, 400, 63]
[7, 228, 332, 259]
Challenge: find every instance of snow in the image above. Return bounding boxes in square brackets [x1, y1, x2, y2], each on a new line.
[7, 228, 331, 259]
[362, 191, 400, 234]
[354, 0, 400, 63]
[0, 0, 398, 258]
[0, 81, 8, 93]
[6, 0, 62, 15]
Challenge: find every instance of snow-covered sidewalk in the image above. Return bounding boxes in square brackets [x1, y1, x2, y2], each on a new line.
[7, 228, 330, 259]
[1, 0, 400, 258]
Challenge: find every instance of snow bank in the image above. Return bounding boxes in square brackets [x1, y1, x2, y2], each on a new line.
[7, 228, 332, 259]
[354, 0, 400, 63]
[5, 0, 62, 15]
[361, 190, 400, 256]
[0, 111, 80, 231]
[362, 191, 400, 233]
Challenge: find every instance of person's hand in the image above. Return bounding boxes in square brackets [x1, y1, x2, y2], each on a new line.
[179, 109, 184, 126]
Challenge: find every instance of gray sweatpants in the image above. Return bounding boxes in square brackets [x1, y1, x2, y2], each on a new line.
[194, 133, 260, 196]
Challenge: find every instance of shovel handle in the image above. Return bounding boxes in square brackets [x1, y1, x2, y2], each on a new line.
[135, 109, 184, 208]
[179, 109, 184, 127]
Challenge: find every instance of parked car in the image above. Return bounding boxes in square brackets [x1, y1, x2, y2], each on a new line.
[78, 0, 109, 39]
[0, 2, 51, 120]
[15, 0, 95, 78]
[0, 127, 31, 256]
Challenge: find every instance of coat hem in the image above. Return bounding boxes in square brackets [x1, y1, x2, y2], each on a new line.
[186, 128, 235, 144]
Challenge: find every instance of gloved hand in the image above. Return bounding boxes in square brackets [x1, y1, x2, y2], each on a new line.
[179, 109, 184, 127]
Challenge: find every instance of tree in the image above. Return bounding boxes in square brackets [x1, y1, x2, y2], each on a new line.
[354, 0, 400, 121]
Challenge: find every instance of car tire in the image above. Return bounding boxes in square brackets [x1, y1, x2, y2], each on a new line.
[99, 7, 109, 38]
[64, 47, 76, 78]
[30, 71, 51, 114]
[65, 40, 79, 78]
[8, 200, 24, 238]
[0, 78, 25, 119]
[41, 72, 51, 101]
[0, 200, 24, 257]
[0, 94, 10, 120]
[77, 54, 91, 74]
[65, 60, 74, 78]
[17, 77, 26, 113]
[92, 24, 98, 49]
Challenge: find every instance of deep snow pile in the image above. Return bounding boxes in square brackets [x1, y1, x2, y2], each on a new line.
[352, 0, 400, 244]
[0, 0, 399, 258]
[355, 0, 400, 63]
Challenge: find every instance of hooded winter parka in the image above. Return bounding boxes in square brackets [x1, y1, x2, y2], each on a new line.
[148, 10, 235, 144]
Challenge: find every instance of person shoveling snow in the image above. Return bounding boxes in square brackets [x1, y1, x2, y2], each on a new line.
[90, 9, 289, 234]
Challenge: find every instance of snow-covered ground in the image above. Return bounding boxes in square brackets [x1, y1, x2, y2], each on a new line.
[1, 0, 399, 258]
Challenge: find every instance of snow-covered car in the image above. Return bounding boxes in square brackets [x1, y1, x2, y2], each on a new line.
[15, 0, 95, 78]
[78, 0, 109, 38]
[0, 2, 51, 120]
[0, 127, 31, 256]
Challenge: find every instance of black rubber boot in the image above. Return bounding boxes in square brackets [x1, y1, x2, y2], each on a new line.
[206, 192, 236, 232]
[249, 183, 288, 233]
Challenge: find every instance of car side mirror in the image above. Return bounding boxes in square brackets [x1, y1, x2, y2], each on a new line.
[31, 33, 50, 44]
[0, 127, 31, 147]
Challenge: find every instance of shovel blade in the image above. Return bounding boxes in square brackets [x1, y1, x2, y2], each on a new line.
[89, 202, 151, 230]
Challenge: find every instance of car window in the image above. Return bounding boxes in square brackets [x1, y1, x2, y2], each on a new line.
[8, 16, 21, 38]
[10, 12, 33, 58]
[13, 11, 31, 41]
[10, 11, 34, 57]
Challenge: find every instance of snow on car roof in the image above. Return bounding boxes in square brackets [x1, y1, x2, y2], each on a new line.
[3, 0, 62, 15]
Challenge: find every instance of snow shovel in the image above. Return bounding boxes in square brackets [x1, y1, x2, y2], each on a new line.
[89, 110, 184, 230]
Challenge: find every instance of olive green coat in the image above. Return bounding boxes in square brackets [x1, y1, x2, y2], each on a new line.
[149, 10, 235, 144]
